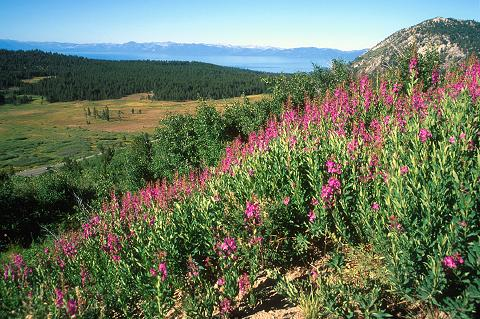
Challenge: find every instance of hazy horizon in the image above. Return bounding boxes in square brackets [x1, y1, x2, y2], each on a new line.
[1, 0, 479, 51]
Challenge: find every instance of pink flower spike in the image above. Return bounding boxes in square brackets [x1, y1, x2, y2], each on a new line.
[449, 136, 456, 144]
[67, 299, 78, 316]
[219, 298, 232, 314]
[55, 288, 64, 308]
[442, 256, 457, 269]
[158, 262, 168, 282]
[419, 128, 432, 143]
[216, 277, 225, 286]
[308, 210, 316, 222]
[400, 166, 409, 175]
[150, 268, 157, 277]
[371, 202, 380, 212]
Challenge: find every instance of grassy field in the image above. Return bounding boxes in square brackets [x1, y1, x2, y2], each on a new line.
[0, 93, 266, 170]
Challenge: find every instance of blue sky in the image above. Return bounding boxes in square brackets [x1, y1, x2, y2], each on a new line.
[0, 0, 479, 50]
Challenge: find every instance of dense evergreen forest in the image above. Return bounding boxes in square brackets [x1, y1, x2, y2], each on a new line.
[0, 49, 266, 102]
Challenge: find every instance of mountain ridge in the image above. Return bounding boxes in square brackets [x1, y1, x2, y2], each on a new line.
[352, 17, 480, 73]
[0, 39, 367, 59]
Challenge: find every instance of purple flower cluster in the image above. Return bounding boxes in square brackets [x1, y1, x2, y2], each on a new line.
[244, 201, 261, 225]
[217, 237, 237, 258]
[238, 272, 251, 294]
[419, 128, 432, 143]
[102, 233, 122, 262]
[321, 177, 341, 207]
[325, 160, 342, 175]
[443, 253, 464, 269]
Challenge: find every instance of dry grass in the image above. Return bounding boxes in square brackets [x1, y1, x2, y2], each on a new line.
[0, 93, 268, 170]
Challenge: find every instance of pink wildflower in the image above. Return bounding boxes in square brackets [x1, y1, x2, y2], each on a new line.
[388, 215, 403, 232]
[409, 57, 418, 75]
[308, 210, 316, 223]
[419, 128, 432, 143]
[158, 262, 168, 282]
[283, 196, 290, 206]
[443, 256, 457, 268]
[326, 160, 342, 175]
[55, 288, 64, 308]
[249, 236, 263, 245]
[80, 267, 89, 287]
[459, 132, 466, 139]
[311, 197, 319, 206]
[400, 166, 409, 175]
[219, 298, 233, 314]
[150, 268, 158, 277]
[238, 273, 251, 294]
[67, 299, 77, 316]
[449, 136, 456, 144]
[217, 277, 225, 286]
[431, 69, 440, 85]
[443, 252, 464, 269]
[371, 202, 380, 212]
[244, 201, 261, 225]
[310, 268, 319, 282]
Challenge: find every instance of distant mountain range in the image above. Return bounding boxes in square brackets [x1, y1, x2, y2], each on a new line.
[0, 39, 367, 73]
[353, 17, 480, 73]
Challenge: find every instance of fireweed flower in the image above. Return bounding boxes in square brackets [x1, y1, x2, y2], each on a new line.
[283, 196, 290, 206]
[219, 298, 232, 314]
[67, 299, 78, 316]
[55, 288, 64, 308]
[80, 267, 89, 287]
[219, 237, 237, 257]
[442, 253, 464, 269]
[244, 201, 261, 225]
[321, 177, 341, 207]
[249, 236, 263, 245]
[150, 268, 158, 277]
[409, 57, 418, 75]
[449, 136, 456, 144]
[388, 215, 403, 231]
[459, 132, 466, 139]
[311, 197, 319, 206]
[308, 210, 316, 223]
[158, 262, 168, 282]
[431, 69, 440, 85]
[238, 273, 251, 294]
[371, 202, 380, 211]
[328, 177, 341, 190]
[400, 166, 409, 175]
[419, 128, 432, 143]
[13, 254, 24, 269]
[326, 160, 342, 175]
[310, 268, 319, 282]
[217, 277, 225, 287]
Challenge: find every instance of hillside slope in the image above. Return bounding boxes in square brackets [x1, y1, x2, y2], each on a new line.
[353, 17, 480, 73]
[1, 61, 479, 318]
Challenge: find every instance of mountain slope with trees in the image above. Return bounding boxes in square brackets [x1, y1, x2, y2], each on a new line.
[352, 17, 480, 73]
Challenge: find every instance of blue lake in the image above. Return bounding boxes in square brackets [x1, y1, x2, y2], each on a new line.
[70, 52, 331, 73]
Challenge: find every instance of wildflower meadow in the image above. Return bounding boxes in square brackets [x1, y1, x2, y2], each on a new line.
[1, 58, 479, 318]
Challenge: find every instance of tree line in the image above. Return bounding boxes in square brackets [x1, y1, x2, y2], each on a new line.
[0, 49, 267, 102]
